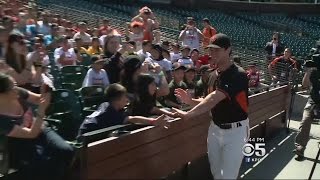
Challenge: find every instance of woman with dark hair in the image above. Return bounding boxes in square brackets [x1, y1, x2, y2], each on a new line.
[130, 73, 175, 117]
[0, 73, 74, 180]
[5, 33, 41, 90]
[102, 35, 132, 83]
[119, 55, 143, 100]
[87, 37, 103, 56]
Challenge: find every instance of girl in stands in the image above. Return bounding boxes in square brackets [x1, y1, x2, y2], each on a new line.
[5, 32, 42, 91]
[129, 73, 175, 117]
[87, 37, 103, 56]
[0, 73, 74, 180]
[119, 55, 144, 101]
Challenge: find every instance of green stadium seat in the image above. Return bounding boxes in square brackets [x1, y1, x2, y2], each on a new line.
[45, 89, 83, 140]
[79, 86, 106, 116]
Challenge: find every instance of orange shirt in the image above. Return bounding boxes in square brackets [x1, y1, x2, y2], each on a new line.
[202, 26, 217, 46]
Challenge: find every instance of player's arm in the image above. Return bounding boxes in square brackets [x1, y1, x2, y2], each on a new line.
[182, 90, 226, 120]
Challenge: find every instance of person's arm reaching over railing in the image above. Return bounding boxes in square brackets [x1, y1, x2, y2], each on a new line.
[172, 90, 226, 120]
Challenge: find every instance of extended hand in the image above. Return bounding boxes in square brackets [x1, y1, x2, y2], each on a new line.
[171, 108, 188, 120]
[175, 88, 192, 105]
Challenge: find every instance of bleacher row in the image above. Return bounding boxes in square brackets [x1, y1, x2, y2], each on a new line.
[36, 0, 320, 83]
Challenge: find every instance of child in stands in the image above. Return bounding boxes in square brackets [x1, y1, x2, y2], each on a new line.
[165, 63, 187, 108]
[82, 55, 110, 88]
[247, 63, 268, 94]
[129, 74, 175, 117]
[178, 45, 193, 66]
[170, 43, 181, 63]
[78, 83, 166, 135]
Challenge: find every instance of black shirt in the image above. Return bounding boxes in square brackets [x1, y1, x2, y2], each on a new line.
[211, 64, 249, 124]
[309, 69, 320, 105]
[78, 102, 128, 135]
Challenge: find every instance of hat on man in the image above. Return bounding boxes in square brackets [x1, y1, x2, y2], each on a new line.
[124, 55, 142, 72]
[185, 65, 196, 72]
[91, 56, 105, 64]
[199, 65, 212, 73]
[181, 45, 191, 51]
[152, 44, 163, 54]
[206, 33, 231, 49]
[172, 62, 186, 71]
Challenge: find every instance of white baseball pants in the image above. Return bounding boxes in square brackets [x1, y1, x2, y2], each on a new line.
[207, 119, 250, 179]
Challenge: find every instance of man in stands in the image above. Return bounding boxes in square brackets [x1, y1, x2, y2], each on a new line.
[170, 43, 182, 63]
[179, 17, 203, 50]
[73, 22, 91, 47]
[137, 40, 152, 61]
[268, 48, 297, 85]
[265, 32, 284, 61]
[132, 6, 159, 41]
[99, 18, 113, 36]
[54, 36, 77, 68]
[202, 18, 217, 47]
[37, 12, 51, 36]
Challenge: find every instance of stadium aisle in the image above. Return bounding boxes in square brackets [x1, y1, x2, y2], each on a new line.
[240, 119, 320, 179]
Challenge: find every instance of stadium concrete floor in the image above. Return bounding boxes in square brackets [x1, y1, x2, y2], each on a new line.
[239, 117, 320, 179]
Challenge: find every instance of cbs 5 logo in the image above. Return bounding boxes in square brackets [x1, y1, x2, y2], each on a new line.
[242, 143, 266, 157]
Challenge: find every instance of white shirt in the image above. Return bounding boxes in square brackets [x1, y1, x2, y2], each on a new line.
[137, 49, 151, 61]
[180, 28, 201, 50]
[82, 68, 110, 87]
[145, 57, 172, 72]
[170, 52, 182, 63]
[272, 43, 277, 56]
[178, 57, 193, 66]
[26, 51, 50, 66]
[156, 59, 172, 72]
[73, 32, 92, 43]
[129, 32, 144, 51]
[54, 47, 77, 68]
[37, 21, 51, 35]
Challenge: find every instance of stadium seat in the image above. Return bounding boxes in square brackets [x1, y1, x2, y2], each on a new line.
[79, 86, 106, 116]
[45, 89, 83, 140]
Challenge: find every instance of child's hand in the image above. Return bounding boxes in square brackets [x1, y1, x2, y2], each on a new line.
[151, 114, 166, 126]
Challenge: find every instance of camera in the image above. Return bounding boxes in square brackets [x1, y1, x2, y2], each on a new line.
[304, 54, 320, 68]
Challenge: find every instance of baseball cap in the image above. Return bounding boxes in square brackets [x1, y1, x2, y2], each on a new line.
[124, 55, 142, 72]
[206, 33, 231, 49]
[152, 44, 163, 54]
[199, 65, 212, 73]
[185, 65, 196, 72]
[91, 56, 105, 64]
[187, 17, 194, 21]
[181, 45, 191, 51]
[172, 62, 186, 71]
[190, 48, 199, 54]
[171, 43, 180, 48]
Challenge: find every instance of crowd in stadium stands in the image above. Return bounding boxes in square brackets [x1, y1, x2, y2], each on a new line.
[0, 0, 306, 179]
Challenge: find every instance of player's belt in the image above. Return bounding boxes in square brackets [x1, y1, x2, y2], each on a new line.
[216, 121, 242, 129]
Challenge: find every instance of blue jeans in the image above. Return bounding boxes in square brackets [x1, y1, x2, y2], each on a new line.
[8, 127, 74, 180]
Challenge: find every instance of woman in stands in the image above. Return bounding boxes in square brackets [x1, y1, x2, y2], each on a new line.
[5, 32, 42, 91]
[0, 73, 74, 180]
[87, 37, 103, 56]
[102, 35, 133, 84]
[120, 55, 144, 101]
[129, 73, 175, 117]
